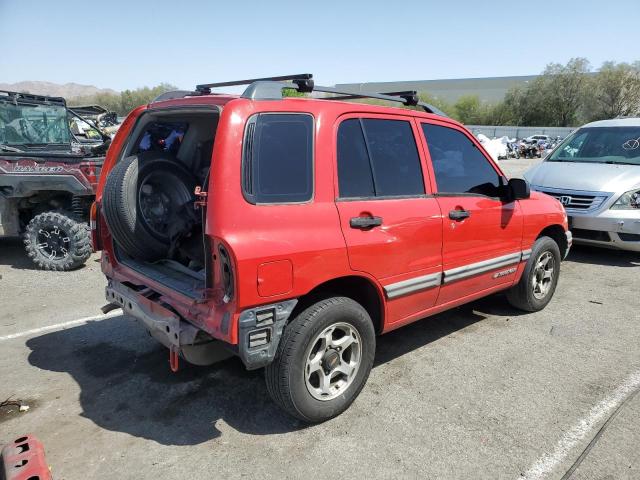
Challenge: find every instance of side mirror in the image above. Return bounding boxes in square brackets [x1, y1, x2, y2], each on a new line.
[508, 178, 530, 200]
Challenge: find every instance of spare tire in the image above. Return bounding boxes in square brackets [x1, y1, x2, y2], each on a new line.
[103, 153, 197, 261]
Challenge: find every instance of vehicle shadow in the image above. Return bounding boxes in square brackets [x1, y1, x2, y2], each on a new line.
[566, 244, 640, 267]
[26, 297, 519, 446]
[0, 238, 35, 269]
[0, 237, 92, 271]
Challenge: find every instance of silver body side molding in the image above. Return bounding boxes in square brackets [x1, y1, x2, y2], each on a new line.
[443, 252, 522, 284]
[384, 272, 441, 299]
[383, 249, 533, 299]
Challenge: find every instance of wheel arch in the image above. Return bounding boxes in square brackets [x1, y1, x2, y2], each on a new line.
[537, 224, 568, 258]
[290, 275, 385, 334]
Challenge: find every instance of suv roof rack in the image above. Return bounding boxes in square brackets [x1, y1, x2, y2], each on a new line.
[187, 74, 446, 116]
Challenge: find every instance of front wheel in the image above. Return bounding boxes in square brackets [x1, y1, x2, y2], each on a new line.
[265, 297, 376, 423]
[507, 236, 561, 312]
[23, 211, 92, 271]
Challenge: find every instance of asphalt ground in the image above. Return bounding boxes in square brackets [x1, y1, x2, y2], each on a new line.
[1, 157, 639, 479]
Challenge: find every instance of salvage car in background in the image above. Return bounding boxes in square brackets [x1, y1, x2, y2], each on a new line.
[525, 118, 640, 251]
[69, 105, 121, 138]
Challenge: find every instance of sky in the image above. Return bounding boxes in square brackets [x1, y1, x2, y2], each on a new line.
[1, 0, 639, 92]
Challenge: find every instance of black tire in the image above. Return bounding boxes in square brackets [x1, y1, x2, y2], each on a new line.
[102, 154, 196, 261]
[23, 211, 91, 271]
[507, 236, 561, 312]
[265, 297, 376, 423]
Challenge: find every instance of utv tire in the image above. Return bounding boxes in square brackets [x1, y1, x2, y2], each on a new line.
[507, 236, 561, 312]
[265, 297, 376, 423]
[102, 154, 197, 261]
[23, 211, 91, 271]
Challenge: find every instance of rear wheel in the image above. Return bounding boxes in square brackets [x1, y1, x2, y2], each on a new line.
[265, 297, 375, 423]
[507, 236, 561, 312]
[23, 211, 91, 271]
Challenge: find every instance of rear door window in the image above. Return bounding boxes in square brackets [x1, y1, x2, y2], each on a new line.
[422, 123, 502, 197]
[243, 113, 314, 204]
[337, 118, 425, 198]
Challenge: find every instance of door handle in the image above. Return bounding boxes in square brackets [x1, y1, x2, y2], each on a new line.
[449, 209, 471, 221]
[350, 216, 383, 229]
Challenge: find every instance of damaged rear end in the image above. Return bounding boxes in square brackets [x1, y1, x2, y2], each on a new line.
[96, 99, 240, 369]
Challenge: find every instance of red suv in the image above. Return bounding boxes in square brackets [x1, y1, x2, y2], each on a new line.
[93, 74, 571, 422]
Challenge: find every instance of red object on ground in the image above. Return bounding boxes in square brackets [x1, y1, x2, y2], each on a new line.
[1, 434, 51, 480]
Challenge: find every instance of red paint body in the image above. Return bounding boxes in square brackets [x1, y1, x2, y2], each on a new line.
[95, 94, 568, 346]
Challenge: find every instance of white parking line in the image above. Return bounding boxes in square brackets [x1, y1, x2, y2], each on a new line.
[520, 370, 640, 480]
[0, 310, 122, 342]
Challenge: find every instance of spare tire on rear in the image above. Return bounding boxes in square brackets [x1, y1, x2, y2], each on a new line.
[102, 153, 198, 261]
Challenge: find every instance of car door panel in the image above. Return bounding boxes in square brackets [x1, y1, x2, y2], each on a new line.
[435, 196, 523, 304]
[334, 114, 443, 324]
[336, 197, 443, 324]
[418, 121, 524, 305]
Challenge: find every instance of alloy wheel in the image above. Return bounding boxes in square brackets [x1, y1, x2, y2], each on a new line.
[304, 322, 362, 401]
[532, 251, 555, 300]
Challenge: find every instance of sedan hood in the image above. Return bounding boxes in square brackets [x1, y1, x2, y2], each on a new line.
[524, 161, 640, 193]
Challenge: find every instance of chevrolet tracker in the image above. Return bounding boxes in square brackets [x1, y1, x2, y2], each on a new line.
[93, 74, 571, 422]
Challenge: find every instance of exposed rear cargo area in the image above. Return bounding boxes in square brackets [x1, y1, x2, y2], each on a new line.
[102, 106, 220, 297]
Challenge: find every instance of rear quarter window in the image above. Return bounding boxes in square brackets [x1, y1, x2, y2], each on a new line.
[243, 113, 314, 204]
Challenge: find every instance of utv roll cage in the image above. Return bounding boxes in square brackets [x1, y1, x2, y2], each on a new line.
[0, 90, 66, 107]
[154, 74, 447, 116]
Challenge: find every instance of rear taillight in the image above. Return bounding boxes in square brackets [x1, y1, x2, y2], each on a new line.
[90, 201, 102, 251]
[218, 244, 234, 303]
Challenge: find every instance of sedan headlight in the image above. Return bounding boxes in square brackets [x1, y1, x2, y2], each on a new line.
[611, 188, 640, 210]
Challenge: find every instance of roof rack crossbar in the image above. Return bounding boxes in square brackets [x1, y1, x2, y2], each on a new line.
[196, 74, 313, 93]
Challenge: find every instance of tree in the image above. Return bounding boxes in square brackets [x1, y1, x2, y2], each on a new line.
[588, 61, 640, 120]
[417, 92, 452, 118]
[501, 58, 591, 127]
[68, 83, 178, 116]
[538, 58, 591, 126]
[453, 95, 483, 124]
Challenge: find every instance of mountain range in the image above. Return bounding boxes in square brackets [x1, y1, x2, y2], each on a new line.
[0, 81, 118, 98]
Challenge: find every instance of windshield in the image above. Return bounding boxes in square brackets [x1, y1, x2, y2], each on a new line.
[548, 126, 640, 165]
[0, 101, 71, 147]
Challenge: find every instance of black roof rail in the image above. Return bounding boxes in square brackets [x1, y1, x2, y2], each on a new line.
[311, 86, 446, 116]
[318, 90, 446, 116]
[323, 90, 418, 102]
[196, 74, 313, 94]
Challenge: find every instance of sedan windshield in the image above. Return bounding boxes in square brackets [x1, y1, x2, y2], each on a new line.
[0, 101, 71, 147]
[548, 126, 640, 165]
